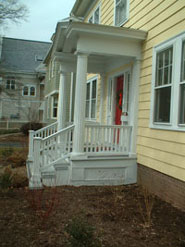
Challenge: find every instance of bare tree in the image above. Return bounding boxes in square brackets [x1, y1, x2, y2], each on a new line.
[0, 0, 28, 26]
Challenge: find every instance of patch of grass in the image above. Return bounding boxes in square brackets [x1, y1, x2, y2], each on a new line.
[0, 129, 20, 135]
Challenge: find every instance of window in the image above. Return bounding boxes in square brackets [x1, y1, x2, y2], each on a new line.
[23, 86, 36, 96]
[86, 78, 97, 119]
[151, 32, 185, 130]
[114, 0, 129, 26]
[52, 95, 58, 118]
[88, 6, 100, 24]
[154, 47, 173, 123]
[6, 79, 15, 90]
[179, 41, 185, 124]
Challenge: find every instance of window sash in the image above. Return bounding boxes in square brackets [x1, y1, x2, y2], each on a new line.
[88, 6, 100, 24]
[115, 0, 127, 26]
[85, 79, 97, 119]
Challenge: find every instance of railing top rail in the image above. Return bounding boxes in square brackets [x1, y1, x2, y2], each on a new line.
[34, 121, 58, 135]
[85, 124, 132, 128]
[41, 124, 75, 141]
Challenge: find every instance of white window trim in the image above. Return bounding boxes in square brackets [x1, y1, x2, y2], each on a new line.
[22, 85, 36, 97]
[114, 0, 129, 27]
[86, 76, 98, 120]
[88, 4, 101, 24]
[150, 31, 185, 132]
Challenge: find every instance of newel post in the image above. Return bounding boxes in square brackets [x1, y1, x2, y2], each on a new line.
[29, 137, 42, 189]
[28, 130, 34, 161]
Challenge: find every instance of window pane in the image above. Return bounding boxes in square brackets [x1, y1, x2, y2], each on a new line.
[156, 47, 173, 86]
[11, 80, 15, 90]
[30, 87, 35, 96]
[86, 100, 90, 118]
[92, 80, 97, 99]
[179, 84, 185, 124]
[181, 41, 185, 82]
[6, 80, 10, 89]
[89, 16, 93, 23]
[94, 7, 99, 24]
[86, 83, 90, 100]
[154, 87, 171, 123]
[115, 0, 126, 26]
[91, 99, 96, 119]
[23, 86, 28, 96]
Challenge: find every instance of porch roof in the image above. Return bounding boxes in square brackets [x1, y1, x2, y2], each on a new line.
[45, 20, 147, 73]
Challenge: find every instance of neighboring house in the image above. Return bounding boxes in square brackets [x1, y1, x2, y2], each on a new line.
[0, 37, 51, 127]
[28, 0, 185, 210]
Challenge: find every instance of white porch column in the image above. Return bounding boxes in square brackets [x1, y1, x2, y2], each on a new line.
[130, 59, 141, 156]
[99, 73, 106, 124]
[58, 71, 68, 130]
[73, 53, 88, 155]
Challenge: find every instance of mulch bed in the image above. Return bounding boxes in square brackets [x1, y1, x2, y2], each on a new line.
[0, 185, 185, 247]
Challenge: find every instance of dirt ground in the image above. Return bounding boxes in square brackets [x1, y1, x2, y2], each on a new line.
[0, 185, 185, 247]
[0, 133, 185, 247]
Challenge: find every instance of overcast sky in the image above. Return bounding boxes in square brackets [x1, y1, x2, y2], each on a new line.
[2, 0, 76, 42]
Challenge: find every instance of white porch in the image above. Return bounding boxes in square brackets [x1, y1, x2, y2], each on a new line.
[27, 19, 147, 188]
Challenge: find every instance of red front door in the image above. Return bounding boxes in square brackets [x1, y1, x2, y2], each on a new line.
[115, 75, 124, 125]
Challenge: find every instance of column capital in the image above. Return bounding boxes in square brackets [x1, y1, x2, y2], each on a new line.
[59, 69, 68, 76]
[100, 72, 106, 78]
[74, 51, 89, 58]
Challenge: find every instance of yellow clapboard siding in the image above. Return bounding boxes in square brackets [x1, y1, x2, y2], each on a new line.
[137, 154, 185, 182]
[129, 0, 144, 13]
[139, 83, 151, 94]
[142, 19, 185, 52]
[139, 92, 151, 102]
[140, 66, 152, 78]
[138, 118, 150, 127]
[138, 127, 185, 144]
[137, 145, 185, 170]
[129, 0, 178, 29]
[138, 136, 185, 157]
[138, 101, 150, 110]
[141, 59, 152, 71]
[139, 75, 151, 86]
[146, 8, 185, 42]
[129, 0, 156, 24]
[138, 109, 150, 119]
[142, 49, 153, 61]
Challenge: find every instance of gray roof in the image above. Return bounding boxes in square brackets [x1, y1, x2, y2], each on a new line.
[0, 37, 51, 74]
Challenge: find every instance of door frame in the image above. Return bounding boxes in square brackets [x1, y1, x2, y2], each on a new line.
[107, 68, 132, 125]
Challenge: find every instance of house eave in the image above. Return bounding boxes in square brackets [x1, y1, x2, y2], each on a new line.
[70, 0, 98, 18]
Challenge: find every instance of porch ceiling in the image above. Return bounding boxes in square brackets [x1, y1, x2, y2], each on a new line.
[52, 21, 147, 73]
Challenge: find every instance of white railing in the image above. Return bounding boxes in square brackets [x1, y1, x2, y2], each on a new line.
[84, 124, 132, 155]
[38, 125, 74, 168]
[28, 122, 58, 161]
[34, 121, 58, 138]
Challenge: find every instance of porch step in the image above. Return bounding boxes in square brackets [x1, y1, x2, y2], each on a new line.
[41, 159, 70, 187]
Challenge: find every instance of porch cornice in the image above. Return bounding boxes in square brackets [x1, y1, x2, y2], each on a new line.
[65, 22, 147, 42]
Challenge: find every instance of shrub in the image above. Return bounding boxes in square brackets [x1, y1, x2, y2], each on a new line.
[0, 167, 13, 191]
[1, 147, 14, 158]
[20, 122, 43, 136]
[11, 171, 28, 188]
[65, 215, 101, 247]
[6, 148, 28, 168]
